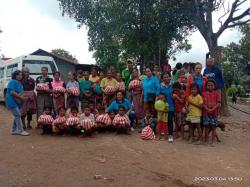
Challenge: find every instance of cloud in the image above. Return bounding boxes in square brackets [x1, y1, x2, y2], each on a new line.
[0, 0, 95, 64]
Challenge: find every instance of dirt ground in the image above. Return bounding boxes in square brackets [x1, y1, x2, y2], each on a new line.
[0, 103, 250, 187]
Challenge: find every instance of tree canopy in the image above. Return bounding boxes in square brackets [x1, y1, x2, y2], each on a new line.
[222, 24, 250, 91]
[58, 0, 193, 69]
[51, 48, 77, 62]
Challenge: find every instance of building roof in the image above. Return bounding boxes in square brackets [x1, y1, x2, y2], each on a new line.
[31, 48, 78, 65]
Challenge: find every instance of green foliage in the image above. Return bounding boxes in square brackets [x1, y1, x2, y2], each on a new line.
[222, 24, 250, 90]
[227, 85, 237, 96]
[51, 48, 76, 61]
[58, 0, 193, 68]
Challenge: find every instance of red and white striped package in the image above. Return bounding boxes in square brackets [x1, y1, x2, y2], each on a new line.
[104, 85, 116, 95]
[36, 83, 50, 92]
[141, 126, 155, 140]
[53, 86, 66, 94]
[96, 114, 112, 126]
[128, 80, 142, 90]
[67, 87, 80, 96]
[66, 117, 80, 126]
[80, 119, 96, 130]
[116, 82, 125, 92]
[113, 115, 130, 128]
[52, 116, 66, 126]
[37, 114, 54, 124]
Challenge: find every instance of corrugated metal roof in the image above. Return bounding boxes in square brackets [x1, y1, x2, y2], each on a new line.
[31, 49, 78, 65]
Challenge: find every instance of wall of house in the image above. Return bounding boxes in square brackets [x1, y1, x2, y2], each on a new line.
[55, 59, 75, 81]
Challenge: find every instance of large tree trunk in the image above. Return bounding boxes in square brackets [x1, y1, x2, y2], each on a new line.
[207, 41, 230, 116]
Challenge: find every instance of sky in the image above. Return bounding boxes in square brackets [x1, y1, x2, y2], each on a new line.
[0, 0, 248, 67]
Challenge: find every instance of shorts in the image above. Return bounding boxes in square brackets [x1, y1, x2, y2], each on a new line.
[174, 112, 185, 125]
[186, 115, 200, 124]
[203, 116, 218, 127]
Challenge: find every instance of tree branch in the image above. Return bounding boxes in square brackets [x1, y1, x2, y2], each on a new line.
[227, 19, 250, 28]
[216, 0, 250, 37]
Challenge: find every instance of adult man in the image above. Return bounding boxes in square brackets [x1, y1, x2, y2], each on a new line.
[36, 67, 53, 119]
[21, 67, 36, 129]
[122, 59, 133, 101]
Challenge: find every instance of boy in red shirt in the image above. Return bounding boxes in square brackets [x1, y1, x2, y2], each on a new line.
[172, 82, 186, 140]
[203, 80, 221, 145]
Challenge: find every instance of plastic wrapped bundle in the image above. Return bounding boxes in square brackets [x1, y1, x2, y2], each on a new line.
[67, 87, 80, 96]
[104, 85, 116, 95]
[38, 114, 54, 124]
[80, 119, 96, 130]
[53, 86, 66, 94]
[116, 82, 125, 92]
[113, 115, 130, 128]
[141, 126, 155, 140]
[52, 116, 66, 125]
[96, 114, 112, 127]
[66, 117, 80, 126]
[128, 80, 142, 90]
[36, 83, 50, 92]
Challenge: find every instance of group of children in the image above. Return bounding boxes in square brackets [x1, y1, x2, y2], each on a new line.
[35, 61, 222, 146]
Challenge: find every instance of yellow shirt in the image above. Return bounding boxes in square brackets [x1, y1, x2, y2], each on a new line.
[157, 102, 169, 122]
[100, 78, 117, 89]
[187, 94, 203, 117]
[89, 75, 99, 83]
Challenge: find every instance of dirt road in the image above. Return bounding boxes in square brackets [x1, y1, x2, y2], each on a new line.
[0, 104, 250, 187]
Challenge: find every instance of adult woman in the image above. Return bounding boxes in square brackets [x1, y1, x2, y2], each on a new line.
[51, 71, 66, 113]
[130, 68, 144, 122]
[89, 68, 100, 83]
[100, 69, 117, 106]
[142, 67, 160, 117]
[203, 57, 224, 96]
[107, 91, 136, 129]
[21, 67, 36, 129]
[186, 62, 207, 97]
[157, 72, 174, 143]
[6, 70, 29, 136]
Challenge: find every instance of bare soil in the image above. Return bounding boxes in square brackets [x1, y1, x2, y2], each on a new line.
[0, 103, 250, 187]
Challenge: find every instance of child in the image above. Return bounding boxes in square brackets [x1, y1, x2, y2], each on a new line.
[140, 110, 157, 133]
[66, 72, 80, 109]
[65, 106, 80, 135]
[79, 71, 93, 109]
[178, 70, 187, 86]
[37, 106, 54, 134]
[52, 107, 66, 135]
[155, 93, 169, 140]
[79, 105, 96, 136]
[172, 82, 186, 140]
[113, 106, 130, 135]
[203, 80, 221, 145]
[89, 101, 98, 116]
[186, 83, 203, 144]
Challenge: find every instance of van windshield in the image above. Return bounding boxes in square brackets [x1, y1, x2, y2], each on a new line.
[23, 60, 56, 75]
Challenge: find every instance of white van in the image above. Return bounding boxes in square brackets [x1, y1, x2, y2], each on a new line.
[0, 55, 58, 101]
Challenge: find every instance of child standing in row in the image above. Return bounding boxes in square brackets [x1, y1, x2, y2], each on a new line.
[172, 82, 186, 140]
[186, 83, 203, 144]
[203, 80, 221, 145]
[155, 93, 169, 140]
